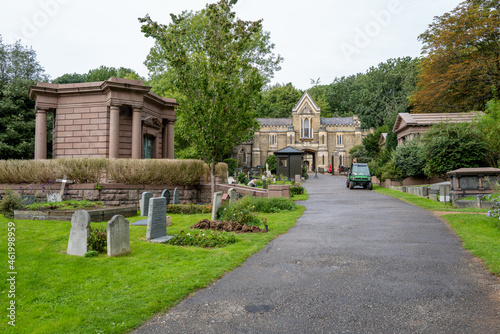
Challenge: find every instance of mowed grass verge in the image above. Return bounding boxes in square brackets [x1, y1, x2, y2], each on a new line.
[374, 185, 499, 276]
[0, 205, 305, 334]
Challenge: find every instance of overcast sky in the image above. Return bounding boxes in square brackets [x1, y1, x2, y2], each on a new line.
[1, 0, 462, 90]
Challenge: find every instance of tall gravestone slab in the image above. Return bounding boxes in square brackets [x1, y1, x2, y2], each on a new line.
[295, 174, 301, 184]
[140, 192, 153, 217]
[172, 188, 180, 204]
[161, 189, 171, 205]
[211, 192, 223, 220]
[107, 215, 130, 257]
[146, 197, 170, 243]
[67, 210, 90, 256]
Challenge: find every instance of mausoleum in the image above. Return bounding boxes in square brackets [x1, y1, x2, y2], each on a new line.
[29, 77, 177, 159]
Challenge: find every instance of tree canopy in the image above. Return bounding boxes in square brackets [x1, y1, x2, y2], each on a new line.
[410, 0, 500, 113]
[254, 83, 302, 118]
[52, 65, 144, 84]
[139, 0, 282, 193]
[0, 37, 48, 159]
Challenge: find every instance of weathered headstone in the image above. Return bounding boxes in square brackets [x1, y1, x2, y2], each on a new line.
[146, 197, 170, 243]
[161, 189, 171, 205]
[211, 192, 223, 220]
[228, 188, 237, 202]
[140, 192, 153, 217]
[47, 193, 62, 203]
[173, 187, 180, 204]
[67, 210, 90, 256]
[295, 174, 301, 184]
[107, 215, 130, 257]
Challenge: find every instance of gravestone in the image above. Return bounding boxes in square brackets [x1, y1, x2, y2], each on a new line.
[146, 197, 170, 243]
[161, 189, 171, 205]
[295, 174, 301, 184]
[140, 192, 153, 217]
[67, 210, 90, 256]
[47, 193, 62, 203]
[107, 215, 130, 257]
[211, 192, 223, 220]
[173, 187, 180, 204]
[228, 188, 237, 202]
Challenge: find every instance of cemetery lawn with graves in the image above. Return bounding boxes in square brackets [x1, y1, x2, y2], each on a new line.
[0, 196, 307, 334]
[374, 186, 500, 276]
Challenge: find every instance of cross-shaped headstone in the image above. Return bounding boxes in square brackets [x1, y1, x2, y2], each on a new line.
[55, 175, 74, 196]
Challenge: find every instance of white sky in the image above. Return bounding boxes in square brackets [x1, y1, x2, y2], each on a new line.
[1, 0, 462, 90]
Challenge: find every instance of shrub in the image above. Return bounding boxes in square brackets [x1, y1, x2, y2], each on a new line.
[0, 188, 23, 218]
[249, 196, 296, 213]
[88, 226, 107, 253]
[237, 172, 248, 185]
[166, 203, 212, 214]
[217, 197, 261, 226]
[223, 158, 238, 176]
[290, 183, 305, 195]
[58, 158, 109, 183]
[265, 154, 277, 173]
[168, 230, 236, 248]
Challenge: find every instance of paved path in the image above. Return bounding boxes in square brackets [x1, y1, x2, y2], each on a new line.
[133, 175, 500, 333]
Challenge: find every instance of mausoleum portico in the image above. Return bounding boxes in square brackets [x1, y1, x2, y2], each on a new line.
[29, 77, 178, 159]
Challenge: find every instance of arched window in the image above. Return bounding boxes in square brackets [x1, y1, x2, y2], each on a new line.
[304, 118, 309, 138]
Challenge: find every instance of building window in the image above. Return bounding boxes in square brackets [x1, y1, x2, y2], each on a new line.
[337, 134, 343, 146]
[339, 155, 343, 166]
[290, 135, 293, 145]
[279, 157, 287, 167]
[322, 155, 325, 165]
[270, 134, 277, 147]
[322, 135, 325, 144]
[304, 119, 309, 138]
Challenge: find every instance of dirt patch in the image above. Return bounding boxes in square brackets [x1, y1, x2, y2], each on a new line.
[192, 219, 266, 233]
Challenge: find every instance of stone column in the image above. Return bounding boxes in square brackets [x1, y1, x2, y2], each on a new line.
[131, 107, 143, 159]
[34, 107, 48, 160]
[162, 120, 168, 159]
[109, 106, 120, 159]
[166, 120, 175, 159]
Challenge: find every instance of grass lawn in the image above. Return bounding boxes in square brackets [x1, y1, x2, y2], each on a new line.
[0, 204, 305, 333]
[374, 185, 499, 276]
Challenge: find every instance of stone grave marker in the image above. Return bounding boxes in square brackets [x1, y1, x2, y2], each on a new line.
[107, 215, 130, 257]
[140, 192, 153, 217]
[67, 210, 91, 256]
[211, 192, 223, 220]
[47, 193, 62, 203]
[161, 189, 171, 205]
[295, 174, 301, 184]
[172, 187, 180, 204]
[146, 197, 171, 243]
[228, 188, 237, 202]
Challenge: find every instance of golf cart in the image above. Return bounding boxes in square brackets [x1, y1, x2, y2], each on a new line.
[346, 163, 373, 190]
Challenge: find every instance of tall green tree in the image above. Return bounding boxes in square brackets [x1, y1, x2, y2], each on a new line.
[422, 122, 488, 177]
[52, 66, 144, 84]
[475, 98, 500, 167]
[411, 0, 500, 113]
[0, 37, 48, 159]
[140, 0, 282, 194]
[254, 83, 302, 118]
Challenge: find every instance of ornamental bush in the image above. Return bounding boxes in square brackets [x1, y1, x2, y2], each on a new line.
[0, 188, 23, 218]
[168, 230, 236, 248]
[88, 226, 107, 253]
[217, 197, 261, 226]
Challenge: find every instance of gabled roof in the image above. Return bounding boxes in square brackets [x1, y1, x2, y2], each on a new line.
[379, 133, 387, 146]
[292, 91, 321, 113]
[393, 112, 481, 133]
[257, 118, 292, 126]
[274, 146, 304, 154]
[321, 117, 355, 126]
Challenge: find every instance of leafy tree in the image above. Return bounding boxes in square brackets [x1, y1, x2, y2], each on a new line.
[52, 66, 144, 84]
[422, 122, 488, 177]
[475, 98, 500, 167]
[411, 0, 500, 113]
[254, 83, 302, 118]
[392, 139, 426, 179]
[0, 37, 48, 159]
[140, 0, 282, 194]
[349, 145, 371, 163]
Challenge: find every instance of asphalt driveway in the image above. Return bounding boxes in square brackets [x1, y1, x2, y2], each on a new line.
[133, 174, 500, 333]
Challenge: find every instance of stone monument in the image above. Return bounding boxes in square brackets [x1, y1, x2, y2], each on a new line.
[140, 192, 153, 216]
[211, 192, 223, 220]
[228, 188, 237, 202]
[107, 215, 130, 257]
[67, 210, 91, 256]
[173, 187, 180, 204]
[146, 197, 171, 243]
[161, 189, 171, 205]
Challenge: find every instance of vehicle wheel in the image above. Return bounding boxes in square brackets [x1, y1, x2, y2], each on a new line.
[349, 181, 354, 189]
[346, 180, 349, 188]
[367, 182, 373, 190]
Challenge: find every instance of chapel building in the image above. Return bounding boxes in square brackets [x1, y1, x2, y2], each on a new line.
[233, 92, 372, 172]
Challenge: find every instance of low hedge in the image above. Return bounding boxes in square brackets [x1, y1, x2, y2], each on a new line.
[0, 158, 228, 186]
